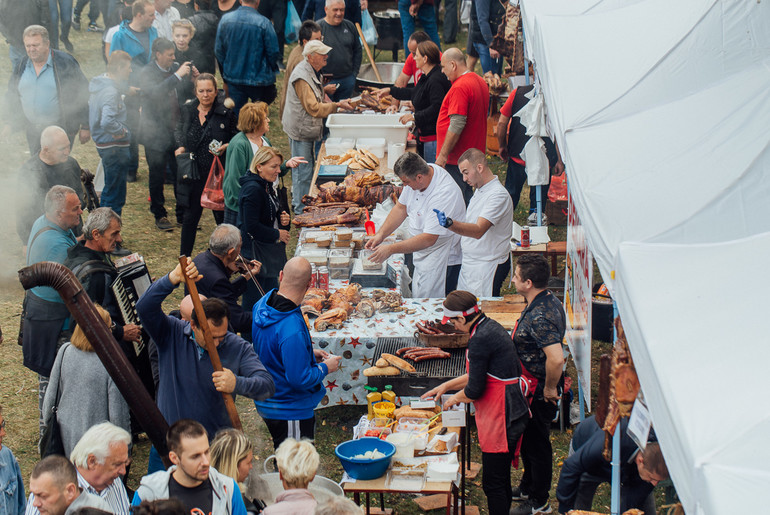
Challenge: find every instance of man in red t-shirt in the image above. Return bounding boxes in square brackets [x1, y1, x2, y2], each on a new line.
[435, 48, 489, 204]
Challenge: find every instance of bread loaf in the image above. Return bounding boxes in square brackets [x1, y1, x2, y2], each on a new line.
[363, 366, 400, 376]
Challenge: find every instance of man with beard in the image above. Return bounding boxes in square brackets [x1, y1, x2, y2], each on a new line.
[131, 419, 247, 514]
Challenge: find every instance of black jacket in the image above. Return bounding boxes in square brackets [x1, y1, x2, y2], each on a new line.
[139, 62, 187, 150]
[6, 50, 89, 136]
[174, 95, 237, 157]
[191, 250, 251, 337]
[556, 416, 655, 513]
[16, 155, 85, 244]
[188, 10, 219, 74]
[62, 242, 126, 342]
[237, 172, 287, 277]
[0, 0, 51, 49]
[390, 65, 451, 139]
[470, 0, 506, 47]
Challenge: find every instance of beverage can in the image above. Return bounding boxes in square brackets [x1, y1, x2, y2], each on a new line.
[310, 264, 317, 288]
[521, 225, 530, 248]
[318, 266, 330, 291]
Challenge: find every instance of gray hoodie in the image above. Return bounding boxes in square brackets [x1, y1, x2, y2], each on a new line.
[132, 466, 241, 514]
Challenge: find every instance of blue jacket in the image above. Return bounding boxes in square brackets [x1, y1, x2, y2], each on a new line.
[215, 6, 279, 87]
[88, 74, 130, 147]
[0, 446, 25, 515]
[252, 290, 328, 420]
[109, 21, 158, 68]
[136, 275, 275, 436]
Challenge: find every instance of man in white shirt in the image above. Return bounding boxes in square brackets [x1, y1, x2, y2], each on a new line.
[26, 422, 132, 515]
[366, 152, 465, 298]
[434, 148, 513, 297]
[152, 0, 180, 40]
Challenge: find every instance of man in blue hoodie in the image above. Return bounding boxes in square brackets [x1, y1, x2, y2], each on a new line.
[88, 50, 134, 218]
[252, 256, 342, 450]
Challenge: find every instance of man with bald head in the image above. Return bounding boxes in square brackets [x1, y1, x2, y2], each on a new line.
[16, 126, 86, 247]
[435, 47, 489, 204]
[252, 257, 342, 449]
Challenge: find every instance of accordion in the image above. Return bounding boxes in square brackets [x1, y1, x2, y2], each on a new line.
[111, 260, 152, 357]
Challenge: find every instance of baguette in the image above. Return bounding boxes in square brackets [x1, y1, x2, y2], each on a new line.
[375, 357, 390, 368]
[363, 366, 400, 376]
[393, 406, 439, 420]
[382, 353, 417, 373]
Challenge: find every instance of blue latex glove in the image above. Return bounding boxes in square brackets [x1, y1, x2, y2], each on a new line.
[433, 208, 449, 227]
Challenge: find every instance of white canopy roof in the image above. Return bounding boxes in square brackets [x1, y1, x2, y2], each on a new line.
[519, 0, 770, 512]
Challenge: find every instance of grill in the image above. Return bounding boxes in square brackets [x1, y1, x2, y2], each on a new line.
[367, 337, 467, 397]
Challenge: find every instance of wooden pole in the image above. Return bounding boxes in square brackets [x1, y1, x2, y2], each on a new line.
[177, 256, 242, 430]
[356, 22, 383, 83]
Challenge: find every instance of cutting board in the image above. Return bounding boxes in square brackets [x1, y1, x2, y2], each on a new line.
[480, 294, 526, 314]
[485, 312, 521, 330]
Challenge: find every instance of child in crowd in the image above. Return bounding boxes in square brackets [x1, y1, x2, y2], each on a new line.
[0, 405, 26, 515]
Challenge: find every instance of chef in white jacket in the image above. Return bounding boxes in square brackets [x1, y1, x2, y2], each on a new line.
[433, 148, 513, 297]
[366, 152, 465, 298]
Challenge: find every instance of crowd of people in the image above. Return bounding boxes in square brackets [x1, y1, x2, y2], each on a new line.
[1, 0, 670, 514]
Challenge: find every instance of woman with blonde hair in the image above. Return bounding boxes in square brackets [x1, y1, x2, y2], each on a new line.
[223, 102, 305, 225]
[41, 305, 131, 457]
[210, 428, 255, 485]
[237, 146, 290, 309]
[263, 438, 320, 515]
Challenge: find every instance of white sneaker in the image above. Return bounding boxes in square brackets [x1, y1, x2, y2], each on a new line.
[527, 211, 548, 226]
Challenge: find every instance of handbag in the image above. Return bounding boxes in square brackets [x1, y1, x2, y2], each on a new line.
[201, 155, 225, 210]
[285, 0, 301, 44]
[248, 233, 287, 279]
[176, 152, 200, 182]
[40, 346, 66, 458]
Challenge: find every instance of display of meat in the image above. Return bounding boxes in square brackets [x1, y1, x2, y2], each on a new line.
[356, 298, 376, 318]
[415, 320, 462, 335]
[303, 183, 402, 209]
[395, 346, 451, 362]
[328, 293, 354, 315]
[335, 283, 362, 304]
[351, 90, 395, 113]
[292, 204, 365, 227]
[344, 170, 382, 188]
[597, 317, 641, 461]
[314, 308, 348, 331]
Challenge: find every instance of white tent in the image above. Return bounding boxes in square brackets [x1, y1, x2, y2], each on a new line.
[519, 0, 770, 512]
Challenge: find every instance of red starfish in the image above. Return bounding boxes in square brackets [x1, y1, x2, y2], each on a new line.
[349, 337, 362, 348]
[326, 380, 338, 391]
[374, 318, 384, 323]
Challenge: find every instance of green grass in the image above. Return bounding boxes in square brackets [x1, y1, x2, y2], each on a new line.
[0, 17, 676, 515]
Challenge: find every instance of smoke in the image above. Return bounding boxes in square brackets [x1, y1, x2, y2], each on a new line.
[0, 135, 29, 291]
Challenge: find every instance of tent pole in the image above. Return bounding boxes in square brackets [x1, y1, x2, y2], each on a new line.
[577, 380, 586, 421]
[536, 185, 543, 225]
[610, 300, 621, 514]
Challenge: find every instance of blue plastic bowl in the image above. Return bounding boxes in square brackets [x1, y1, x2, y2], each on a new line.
[335, 437, 396, 480]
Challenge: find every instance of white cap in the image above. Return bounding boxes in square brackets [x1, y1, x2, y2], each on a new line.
[303, 40, 333, 57]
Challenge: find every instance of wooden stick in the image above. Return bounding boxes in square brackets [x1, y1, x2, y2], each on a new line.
[177, 256, 242, 430]
[356, 23, 383, 83]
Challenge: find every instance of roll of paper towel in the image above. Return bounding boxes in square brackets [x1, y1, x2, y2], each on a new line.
[387, 143, 406, 170]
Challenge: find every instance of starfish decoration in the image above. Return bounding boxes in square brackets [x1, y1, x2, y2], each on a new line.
[374, 318, 384, 323]
[336, 398, 348, 405]
[326, 380, 338, 391]
[360, 356, 372, 366]
[348, 337, 362, 348]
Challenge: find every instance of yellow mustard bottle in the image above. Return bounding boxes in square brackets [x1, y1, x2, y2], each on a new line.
[364, 386, 381, 420]
[382, 384, 396, 404]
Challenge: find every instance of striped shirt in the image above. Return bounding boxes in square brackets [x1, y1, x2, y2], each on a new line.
[25, 470, 130, 515]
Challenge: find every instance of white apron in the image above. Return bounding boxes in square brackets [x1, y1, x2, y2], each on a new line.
[458, 259, 498, 297]
[412, 236, 454, 298]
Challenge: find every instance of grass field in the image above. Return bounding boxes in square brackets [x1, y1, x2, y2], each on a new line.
[0, 15, 669, 515]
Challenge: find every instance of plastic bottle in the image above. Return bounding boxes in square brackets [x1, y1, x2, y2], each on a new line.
[382, 384, 396, 404]
[364, 386, 381, 420]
